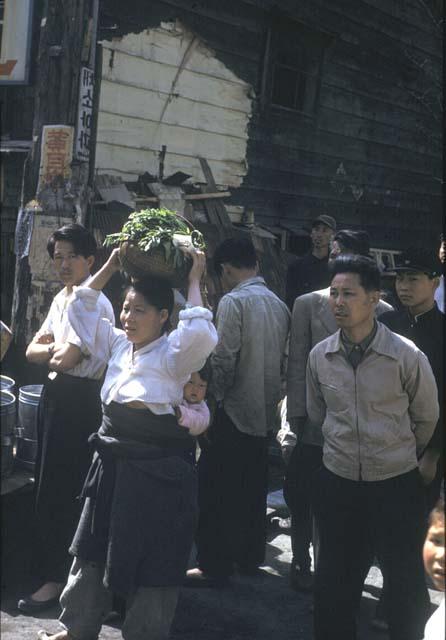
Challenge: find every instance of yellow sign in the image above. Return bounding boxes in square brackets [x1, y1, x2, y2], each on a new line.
[38, 125, 74, 190]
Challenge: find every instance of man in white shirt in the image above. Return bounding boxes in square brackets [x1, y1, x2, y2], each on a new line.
[18, 224, 115, 614]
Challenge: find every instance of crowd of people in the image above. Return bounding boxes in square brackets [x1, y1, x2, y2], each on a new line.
[12, 218, 444, 640]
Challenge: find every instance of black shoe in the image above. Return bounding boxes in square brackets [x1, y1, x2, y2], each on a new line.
[370, 617, 389, 633]
[237, 564, 262, 576]
[271, 516, 292, 531]
[17, 595, 61, 615]
[289, 566, 313, 592]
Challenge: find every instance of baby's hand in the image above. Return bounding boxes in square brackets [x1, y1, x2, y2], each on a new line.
[35, 333, 54, 345]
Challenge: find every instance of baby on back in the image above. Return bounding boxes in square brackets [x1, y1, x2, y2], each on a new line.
[176, 360, 211, 437]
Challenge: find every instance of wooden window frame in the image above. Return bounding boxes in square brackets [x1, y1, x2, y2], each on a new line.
[261, 15, 331, 118]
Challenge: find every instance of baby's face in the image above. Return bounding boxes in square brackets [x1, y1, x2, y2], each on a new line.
[423, 517, 445, 591]
[184, 372, 207, 404]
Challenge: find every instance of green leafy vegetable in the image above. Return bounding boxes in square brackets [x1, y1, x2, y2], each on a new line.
[103, 208, 205, 269]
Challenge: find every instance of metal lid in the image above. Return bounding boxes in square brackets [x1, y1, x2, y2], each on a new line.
[0, 375, 15, 389]
[19, 385, 44, 401]
[0, 389, 16, 406]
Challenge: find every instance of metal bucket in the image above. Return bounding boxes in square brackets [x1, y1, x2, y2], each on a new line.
[18, 385, 43, 440]
[15, 432, 38, 471]
[16, 384, 43, 471]
[1, 391, 16, 477]
[1, 435, 14, 478]
[1, 389, 16, 437]
[0, 375, 15, 391]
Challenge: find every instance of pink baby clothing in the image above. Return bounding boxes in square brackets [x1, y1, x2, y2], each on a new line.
[177, 399, 210, 436]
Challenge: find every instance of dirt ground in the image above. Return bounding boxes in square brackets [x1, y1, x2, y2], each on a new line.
[1, 460, 441, 640]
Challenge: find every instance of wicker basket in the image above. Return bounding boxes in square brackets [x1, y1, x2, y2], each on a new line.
[119, 241, 192, 289]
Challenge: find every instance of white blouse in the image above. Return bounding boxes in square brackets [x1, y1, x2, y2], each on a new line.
[67, 287, 218, 414]
[37, 276, 115, 380]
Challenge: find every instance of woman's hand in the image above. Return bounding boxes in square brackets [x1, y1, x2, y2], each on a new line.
[188, 249, 206, 284]
[186, 249, 207, 307]
[88, 248, 121, 291]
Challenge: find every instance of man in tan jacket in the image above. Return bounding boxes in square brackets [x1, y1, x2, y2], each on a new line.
[285, 230, 392, 591]
[307, 254, 438, 640]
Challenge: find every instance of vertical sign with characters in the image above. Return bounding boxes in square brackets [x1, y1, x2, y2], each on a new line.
[76, 67, 94, 160]
[38, 125, 74, 192]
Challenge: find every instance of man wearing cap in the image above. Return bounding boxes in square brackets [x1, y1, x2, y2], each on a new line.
[380, 247, 444, 509]
[285, 215, 336, 310]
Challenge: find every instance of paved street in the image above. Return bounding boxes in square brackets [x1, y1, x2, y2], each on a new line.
[1, 469, 441, 640]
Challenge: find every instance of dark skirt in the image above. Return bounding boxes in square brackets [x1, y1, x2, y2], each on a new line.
[34, 373, 103, 582]
[70, 402, 198, 596]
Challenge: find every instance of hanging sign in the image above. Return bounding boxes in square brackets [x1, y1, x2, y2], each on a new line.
[37, 125, 74, 191]
[75, 67, 94, 161]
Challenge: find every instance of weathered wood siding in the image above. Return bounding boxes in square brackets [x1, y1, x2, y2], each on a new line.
[96, 22, 253, 186]
[99, 0, 442, 249]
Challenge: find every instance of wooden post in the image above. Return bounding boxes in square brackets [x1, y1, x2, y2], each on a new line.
[12, 0, 100, 347]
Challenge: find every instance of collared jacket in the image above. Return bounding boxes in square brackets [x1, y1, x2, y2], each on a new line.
[380, 304, 444, 452]
[287, 287, 392, 445]
[306, 322, 439, 482]
[211, 276, 290, 437]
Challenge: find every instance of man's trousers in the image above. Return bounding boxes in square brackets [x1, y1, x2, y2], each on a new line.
[312, 466, 430, 640]
[283, 443, 322, 572]
[196, 408, 268, 577]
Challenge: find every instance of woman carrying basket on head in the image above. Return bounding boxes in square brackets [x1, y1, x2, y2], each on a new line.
[37, 247, 217, 640]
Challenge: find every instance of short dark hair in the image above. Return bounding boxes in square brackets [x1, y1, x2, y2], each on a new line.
[213, 237, 257, 276]
[329, 254, 381, 291]
[428, 496, 445, 528]
[333, 229, 371, 257]
[47, 223, 97, 259]
[198, 358, 212, 385]
[126, 277, 174, 334]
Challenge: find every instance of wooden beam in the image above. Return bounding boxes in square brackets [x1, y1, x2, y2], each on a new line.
[184, 191, 230, 201]
[198, 157, 233, 228]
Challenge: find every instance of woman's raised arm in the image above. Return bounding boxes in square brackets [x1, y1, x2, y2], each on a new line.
[186, 250, 207, 308]
[87, 248, 121, 291]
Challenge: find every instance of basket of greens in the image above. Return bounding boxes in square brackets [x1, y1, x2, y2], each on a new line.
[103, 208, 205, 287]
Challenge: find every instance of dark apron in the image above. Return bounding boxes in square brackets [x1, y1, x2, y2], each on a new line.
[34, 373, 103, 581]
[70, 401, 198, 596]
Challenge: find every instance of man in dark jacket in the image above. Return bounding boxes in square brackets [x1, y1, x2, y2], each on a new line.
[285, 215, 336, 309]
[380, 247, 444, 510]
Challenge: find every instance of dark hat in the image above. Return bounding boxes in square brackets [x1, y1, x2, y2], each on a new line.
[393, 247, 442, 277]
[312, 214, 336, 231]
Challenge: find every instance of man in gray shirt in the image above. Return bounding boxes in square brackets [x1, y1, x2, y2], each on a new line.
[186, 237, 290, 584]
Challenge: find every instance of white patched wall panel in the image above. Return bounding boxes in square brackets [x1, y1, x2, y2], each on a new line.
[95, 144, 246, 184]
[96, 23, 253, 187]
[99, 80, 249, 138]
[97, 113, 247, 162]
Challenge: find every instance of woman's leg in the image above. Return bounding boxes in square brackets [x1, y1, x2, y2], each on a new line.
[58, 557, 112, 640]
[122, 586, 179, 640]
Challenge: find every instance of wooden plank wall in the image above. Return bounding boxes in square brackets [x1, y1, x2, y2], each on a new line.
[95, 21, 253, 187]
[99, 0, 442, 250]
